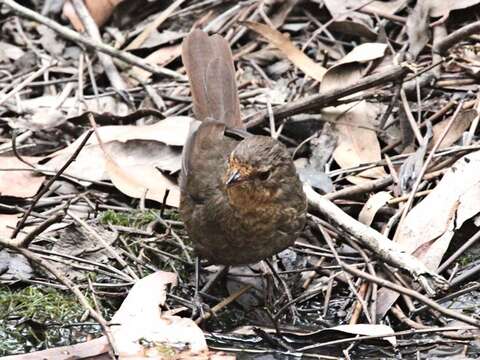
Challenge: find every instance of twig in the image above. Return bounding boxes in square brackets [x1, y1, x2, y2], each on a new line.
[70, 0, 127, 92]
[195, 284, 253, 324]
[0, 0, 184, 79]
[304, 185, 448, 295]
[244, 65, 409, 127]
[395, 97, 466, 233]
[68, 210, 139, 281]
[434, 20, 480, 55]
[0, 62, 52, 106]
[438, 230, 480, 273]
[10, 130, 94, 239]
[341, 264, 480, 328]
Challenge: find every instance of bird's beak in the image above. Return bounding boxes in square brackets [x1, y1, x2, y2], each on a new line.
[226, 170, 242, 186]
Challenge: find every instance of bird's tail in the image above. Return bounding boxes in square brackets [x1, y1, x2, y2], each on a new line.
[181, 30, 243, 129]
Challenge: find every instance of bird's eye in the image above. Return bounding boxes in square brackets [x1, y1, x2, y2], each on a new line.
[257, 170, 270, 181]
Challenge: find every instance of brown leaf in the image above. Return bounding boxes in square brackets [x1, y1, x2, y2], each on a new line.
[244, 21, 327, 82]
[0, 157, 44, 198]
[63, 0, 123, 32]
[129, 44, 182, 83]
[377, 150, 480, 317]
[406, 0, 430, 59]
[430, 109, 477, 150]
[358, 191, 393, 226]
[104, 150, 180, 207]
[326, 102, 387, 184]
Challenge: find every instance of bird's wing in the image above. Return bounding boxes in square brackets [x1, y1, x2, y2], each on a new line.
[180, 121, 229, 194]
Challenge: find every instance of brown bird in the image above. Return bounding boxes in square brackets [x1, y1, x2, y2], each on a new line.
[179, 30, 307, 266]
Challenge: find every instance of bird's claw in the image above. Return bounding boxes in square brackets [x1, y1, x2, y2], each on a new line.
[191, 293, 210, 320]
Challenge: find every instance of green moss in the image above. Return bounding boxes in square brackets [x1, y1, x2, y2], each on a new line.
[100, 209, 182, 228]
[100, 209, 158, 228]
[0, 286, 84, 321]
[0, 286, 101, 355]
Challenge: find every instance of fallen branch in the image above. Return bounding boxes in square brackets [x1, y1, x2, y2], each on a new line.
[304, 184, 448, 295]
[434, 20, 480, 55]
[244, 65, 409, 128]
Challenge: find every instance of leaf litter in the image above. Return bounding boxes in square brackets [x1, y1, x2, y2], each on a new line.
[2, 0, 480, 359]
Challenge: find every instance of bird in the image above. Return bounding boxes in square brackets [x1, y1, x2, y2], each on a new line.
[179, 30, 307, 266]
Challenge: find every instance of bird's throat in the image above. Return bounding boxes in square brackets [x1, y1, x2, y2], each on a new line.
[226, 184, 278, 213]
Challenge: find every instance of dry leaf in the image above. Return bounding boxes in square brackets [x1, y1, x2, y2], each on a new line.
[44, 117, 192, 207]
[320, 42, 387, 94]
[327, 324, 396, 346]
[365, 0, 408, 14]
[0, 214, 20, 238]
[53, 116, 193, 151]
[63, 0, 123, 31]
[234, 323, 396, 347]
[125, 0, 185, 50]
[244, 21, 327, 82]
[111, 271, 211, 356]
[430, 109, 477, 150]
[406, 0, 430, 59]
[16, 95, 129, 117]
[359, 191, 393, 226]
[0, 41, 25, 61]
[45, 140, 181, 184]
[0, 157, 44, 198]
[104, 149, 180, 207]
[129, 44, 182, 83]
[427, 0, 480, 18]
[325, 101, 386, 184]
[338, 43, 388, 65]
[377, 150, 480, 317]
[318, 43, 387, 184]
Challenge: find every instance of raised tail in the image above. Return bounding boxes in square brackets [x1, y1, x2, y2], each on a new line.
[181, 30, 243, 129]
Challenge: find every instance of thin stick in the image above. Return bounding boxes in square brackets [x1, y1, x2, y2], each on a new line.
[11, 130, 94, 239]
[1, 0, 184, 79]
[395, 98, 466, 234]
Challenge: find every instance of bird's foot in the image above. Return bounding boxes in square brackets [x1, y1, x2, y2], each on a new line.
[191, 293, 210, 320]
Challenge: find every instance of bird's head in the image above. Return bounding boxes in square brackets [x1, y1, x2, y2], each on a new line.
[224, 136, 295, 209]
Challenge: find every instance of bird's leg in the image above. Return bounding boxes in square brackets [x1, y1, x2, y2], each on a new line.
[192, 259, 229, 321]
[192, 256, 206, 319]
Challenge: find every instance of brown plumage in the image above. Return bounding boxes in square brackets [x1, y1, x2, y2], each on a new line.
[180, 30, 307, 265]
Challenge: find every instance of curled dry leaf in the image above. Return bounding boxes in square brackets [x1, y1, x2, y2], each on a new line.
[0, 156, 44, 198]
[103, 148, 180, 207]
[358, 191, 393, 226]
[244, 21, 327, 82]
[44, 116, 194, 207]
[110, 271, 214, 357]
[377, 150, 480, 317]
[322, 0, 404, 40]
[320, 42, 387, 94]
